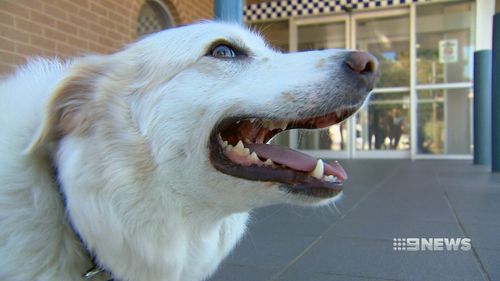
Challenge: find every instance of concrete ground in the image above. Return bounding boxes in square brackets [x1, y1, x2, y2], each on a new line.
[208, 160, 500, 281]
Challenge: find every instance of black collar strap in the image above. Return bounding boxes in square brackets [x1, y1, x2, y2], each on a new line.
[82, 266, 113, 280]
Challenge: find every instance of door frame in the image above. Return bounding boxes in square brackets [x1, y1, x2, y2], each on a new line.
[290, 7, 412, 159]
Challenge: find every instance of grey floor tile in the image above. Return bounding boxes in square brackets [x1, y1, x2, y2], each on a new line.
[208, 263, 278, 281]
[401, 250, 486, 281]
[251, 205, 340, 237]
[475, 248, 500, 281]
[223, 228, 318, 269]
[276, 270, 404, 281]
[329, 218, 463, 242]
[273, 236, 408, 281]
[462, 222, 500, 250]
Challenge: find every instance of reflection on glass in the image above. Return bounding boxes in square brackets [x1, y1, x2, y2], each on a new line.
[297, 125, 348, 151]
[250, 20, 290, 52]
[417, 89, 472, 155]
[296, 22, 347, 151]
[298, 22, 346, 50]
[356, 92, 410, 151]
[356, 15, 409, 88]
[416, 1, 474, 84]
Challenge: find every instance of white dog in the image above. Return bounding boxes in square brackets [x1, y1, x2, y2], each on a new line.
[0, 22, 377, 281]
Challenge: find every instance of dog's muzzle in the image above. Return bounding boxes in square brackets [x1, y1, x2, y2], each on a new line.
[208, 50, 379, 199]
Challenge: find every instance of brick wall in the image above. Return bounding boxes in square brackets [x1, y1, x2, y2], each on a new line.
[0, 0, 213, 76]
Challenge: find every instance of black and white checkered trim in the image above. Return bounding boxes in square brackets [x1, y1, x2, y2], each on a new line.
[244, 0, 431, 21]
[137, 16, 164, 36]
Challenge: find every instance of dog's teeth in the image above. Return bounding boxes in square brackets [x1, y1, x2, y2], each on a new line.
[264, 158, 273, 166]
[235, 140, 244, 150]
[226, 144, 234, 151]
[222, 140, 228, 148]
[323, 175, 337, 182]
[280, 121, 288, 130]
[311, 159, 324, 179]
[242, 148, 250, 155]
[249, 152, 259, 162]
[249, 118, 256, 123]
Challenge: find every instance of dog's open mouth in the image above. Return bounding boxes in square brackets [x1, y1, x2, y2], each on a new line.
[209, 107, 359, 198]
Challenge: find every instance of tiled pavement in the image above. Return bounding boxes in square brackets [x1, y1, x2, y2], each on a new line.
[208, 160, 500, 281]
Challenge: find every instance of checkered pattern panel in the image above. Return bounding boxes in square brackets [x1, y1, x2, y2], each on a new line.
[244, 0, 431, 21]
[137, 16, 164, 36]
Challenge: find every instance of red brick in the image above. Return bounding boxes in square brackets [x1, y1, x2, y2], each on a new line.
[99, 17, 116, 30]
[0, 25, 30, 43]
[56, 20, 78, 35]
[0, 12, 15, 26]
[67, 34, 88, 48]
[56, 42, 77, 56]
[43, 3, 68, 21]
[15, 43, 46, 57]
[55, 0, 80, 14]
[0, 39, 16, 52]
[0, 2, 30, 19]
[68, 14, 89, 29]
[44, 27, 67, 42]
[30, 34, 56, 51]
[30, 10, 56, 27]
[14, 17, 44, 34]
[78, 9, 99, 23]
[78, 28, 99, 42]
[90, 3, 109, 18]
[0, 50, 26, 65]
[16, 0, 44, 11]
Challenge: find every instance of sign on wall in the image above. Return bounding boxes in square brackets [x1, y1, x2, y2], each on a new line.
[439, 39, 459, 64]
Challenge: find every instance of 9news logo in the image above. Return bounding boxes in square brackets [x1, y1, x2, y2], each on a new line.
[393, 238, 472, 251]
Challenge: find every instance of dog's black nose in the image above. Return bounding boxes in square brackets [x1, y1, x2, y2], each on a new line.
[344, 51, 378, 89]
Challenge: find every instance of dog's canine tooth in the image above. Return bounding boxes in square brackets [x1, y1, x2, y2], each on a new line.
[249, 152, 259, 162]
[280, 121, 288, 130]
[235, 140, 244, 150]
[249, 118, 256, 123]
[225, 144, 234, 151]
[264, 158, 273, 166]
[310, 159, 324, 179]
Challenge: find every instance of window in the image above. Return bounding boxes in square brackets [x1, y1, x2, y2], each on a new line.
[137, 0, 174, 37]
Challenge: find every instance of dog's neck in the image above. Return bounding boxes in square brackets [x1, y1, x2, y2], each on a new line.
[53, 166, 113, 281]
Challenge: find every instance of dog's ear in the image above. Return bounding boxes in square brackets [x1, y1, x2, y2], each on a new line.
[25, 58, 106, 154]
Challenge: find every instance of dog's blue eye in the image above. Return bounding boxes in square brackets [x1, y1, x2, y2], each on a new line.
[211, 44, 237, 58]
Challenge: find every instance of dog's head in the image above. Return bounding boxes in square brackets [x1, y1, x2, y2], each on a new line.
[28, 22, 377, 212]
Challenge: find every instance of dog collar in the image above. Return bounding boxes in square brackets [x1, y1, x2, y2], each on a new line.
[83, 266, 113, 280]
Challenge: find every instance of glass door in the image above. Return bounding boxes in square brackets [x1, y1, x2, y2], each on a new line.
[290, 16, 350, 159]
[284, 2, 474, 159]
[352, 9, 411, 158]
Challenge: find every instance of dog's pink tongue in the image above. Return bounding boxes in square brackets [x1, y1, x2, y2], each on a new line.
[246, 144, 347, 180]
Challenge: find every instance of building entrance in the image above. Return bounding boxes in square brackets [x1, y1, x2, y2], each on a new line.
[252, 1, 474, 159]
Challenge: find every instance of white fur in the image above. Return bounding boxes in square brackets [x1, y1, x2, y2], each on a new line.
[0, 22, 359, 281]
